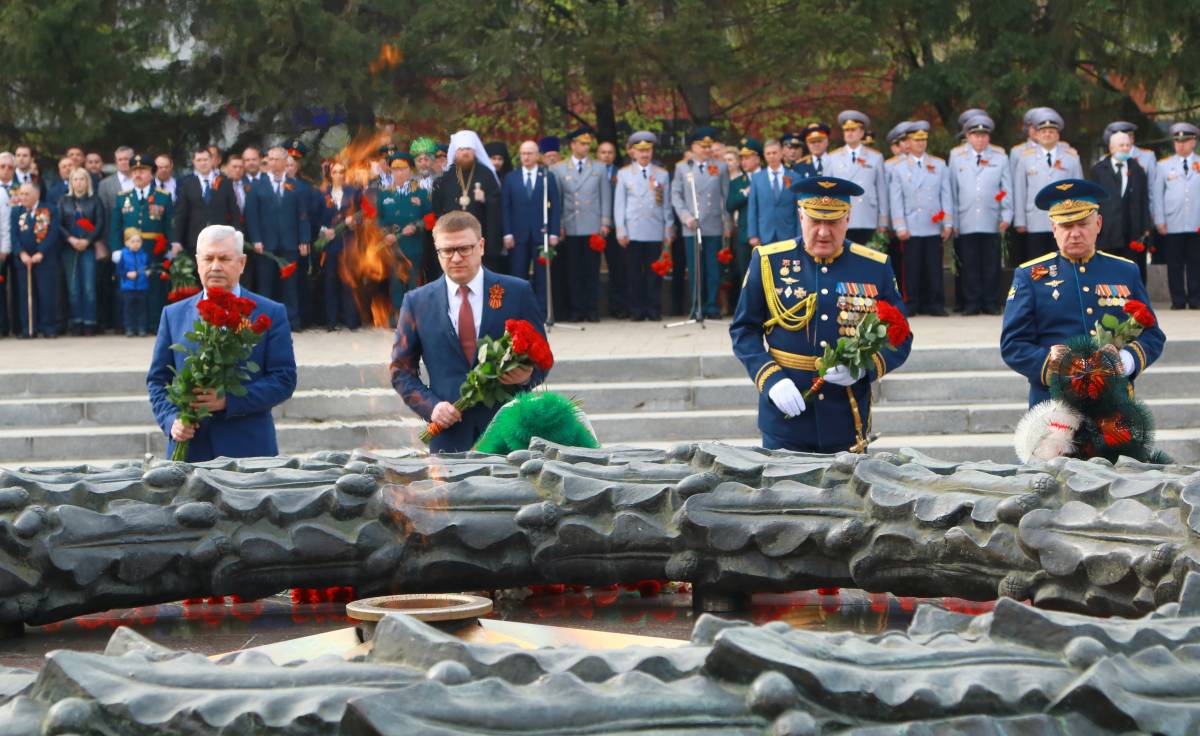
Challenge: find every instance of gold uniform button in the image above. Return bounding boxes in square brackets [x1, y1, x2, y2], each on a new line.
[1086, 307, 1094, 314]
[1082, 286, 1090, 292]
[821, 266, 829, 273]
[819, 340, 828, 348]
[821, 314, 829, 321]
[818, 393, 825, 400]
[1090, 329, 1097, 335]
[821, 288, 829, 295]
[1079, 266, 1087, 273]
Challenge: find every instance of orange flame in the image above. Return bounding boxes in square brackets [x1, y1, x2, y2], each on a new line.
[331, 130, 413, 327]
[369, 42, 403, 76]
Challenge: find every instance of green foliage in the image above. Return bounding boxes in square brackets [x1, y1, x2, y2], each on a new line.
[474, 391, 599, 454]
[4, 1, 1200, 161]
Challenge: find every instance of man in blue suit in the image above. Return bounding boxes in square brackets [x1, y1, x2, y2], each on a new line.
[391, 211, 550, 453]
[747, 139, 800, 247]
[245, 145, 309, 328]
[147, 224, 297, 462]
[501, 140, 560, 318]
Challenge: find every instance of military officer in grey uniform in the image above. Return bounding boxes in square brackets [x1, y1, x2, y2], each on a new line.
[614, 131, 673, 321]
[829, 110, 888, 245]
[888, 120, 953, 315]
[1008, 107, 1045, 176]
[949, 114, 1013, 314]
[1012, 108, 1083, 262]
[552, 126, 613, 322]
[1104, 121, 1157, 190]
[1151, 121, 1200, 309]
[672, 126, 730, 319]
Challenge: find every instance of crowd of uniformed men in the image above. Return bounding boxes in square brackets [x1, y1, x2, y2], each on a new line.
[1, 105, 1197, 338]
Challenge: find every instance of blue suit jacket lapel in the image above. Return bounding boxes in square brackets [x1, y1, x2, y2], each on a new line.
[432, 276, 470, 367]
[479, 269, 499, 342]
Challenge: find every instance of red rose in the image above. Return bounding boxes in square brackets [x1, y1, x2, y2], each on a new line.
[537, 254, 548, 265]
[995, 190, 1007, 202]
[162, 259, 172, 270]
[1123, 299, 1155, 328]
[159, 271, 170, 280]
[716, 247, 734, 265]
[360, 197, 377, 220]
[423, 212, 436, 230]
[236, 297, 256, 316]
[153, 234, 167, 256]
[588, 233, 606, 252]
[76, 216, 96, 232]
[251, 313, 272, 334]
[1128, 240, 1145, 253]
[875, 300, 911, 347]
[280, 262, 298, 279]
[931, 210, 946, 223]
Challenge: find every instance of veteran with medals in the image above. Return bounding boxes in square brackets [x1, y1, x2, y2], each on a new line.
[1001, 179, 1166, 407]
[730, 176, 912, 453]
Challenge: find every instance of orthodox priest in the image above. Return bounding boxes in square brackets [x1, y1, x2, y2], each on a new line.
[432, 131, 505, 272]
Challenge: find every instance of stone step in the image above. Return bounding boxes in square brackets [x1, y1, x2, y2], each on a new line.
[2, 338, 1198, 397]
[3, 399, 1199, 465]
[10, 378, 1200, 435]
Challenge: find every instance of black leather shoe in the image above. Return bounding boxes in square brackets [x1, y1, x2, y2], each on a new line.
[927, 310, 950, 317]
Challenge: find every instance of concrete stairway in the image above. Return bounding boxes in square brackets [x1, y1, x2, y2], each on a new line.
[2, 340, 1198, 465]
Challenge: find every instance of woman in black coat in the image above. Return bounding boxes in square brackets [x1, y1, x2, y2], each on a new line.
[57, 167, 107, 335]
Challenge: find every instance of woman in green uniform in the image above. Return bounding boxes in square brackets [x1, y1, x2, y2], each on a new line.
[378, 152, 432, 317]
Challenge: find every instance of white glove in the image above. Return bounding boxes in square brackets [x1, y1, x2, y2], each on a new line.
[1119, 349, 1136, 377]
[111, 250, 122, 264]
[823, 364, 863, 387]
[768, 378, 806, 417]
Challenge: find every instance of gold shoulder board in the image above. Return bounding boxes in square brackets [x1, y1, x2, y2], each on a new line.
[1020, 252, 1057, 268]
[850, 243, 888, 263]
[759, 239, 797, 256]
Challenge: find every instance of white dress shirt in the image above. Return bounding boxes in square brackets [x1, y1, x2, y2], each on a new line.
[446, 269, 484, 337]
[1112, 158, 1128, 197]
[572, 156, 587, 174]
[0, 180, 12, 255]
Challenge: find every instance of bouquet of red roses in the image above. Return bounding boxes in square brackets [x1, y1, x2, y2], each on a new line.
[804, 300, 910, 399]
[165, 287, 272, 461]
[1094, 299, 1155, 348]
[420, 319, 554, 444]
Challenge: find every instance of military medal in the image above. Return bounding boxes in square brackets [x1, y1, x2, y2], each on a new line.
[1031, 265, 1049, 281]
[488, 283, 504, 309]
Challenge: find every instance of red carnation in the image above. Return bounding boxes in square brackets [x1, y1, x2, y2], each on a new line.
[159, 271, 170, 280]
[874, 300, 911, 347]
[707, 165, 719, 177]
[162, 259, 172, 271]
[588, 233, 606, 252]
[423, 212, 436, 230]
[76, 216, 96, 232]
[995, 190, 1007, 202]
[153, 234, 168, 256]
[716, 247, 734, 265]
[931, 210, 946, 223]
[360, 197, 377, 220]
[1128, 240, 1146, 253]
[1123, 299, 1155, 328]
[280, 262, 298, 279]
[537, 254, 548, 266]
[251, 313, 272, 334]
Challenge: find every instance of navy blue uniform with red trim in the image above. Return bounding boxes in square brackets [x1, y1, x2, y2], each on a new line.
[730, 238, 912, 453]
[1000, 249, 1165, 406]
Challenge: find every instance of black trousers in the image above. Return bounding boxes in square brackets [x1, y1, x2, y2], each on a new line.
[626, 240, 663, 319]
[958, 232, 1001, 313]
[1025, 232, 1057, 262]
[1164, 232, 1200, 307]
[121, 290, 148, 334]
[901, 235, 944, 314]
[564, 235, 600, 320]
[846, 228, 875, 246]
[605, 231, 627, 316]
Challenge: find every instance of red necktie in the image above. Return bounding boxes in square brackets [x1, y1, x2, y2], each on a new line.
[458, 284, 476, 363]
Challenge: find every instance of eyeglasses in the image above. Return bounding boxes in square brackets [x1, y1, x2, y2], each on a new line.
[435, 244, 478, 259]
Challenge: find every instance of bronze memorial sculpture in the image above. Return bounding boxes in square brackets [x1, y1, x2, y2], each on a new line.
[1, 440, 1198, 733]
